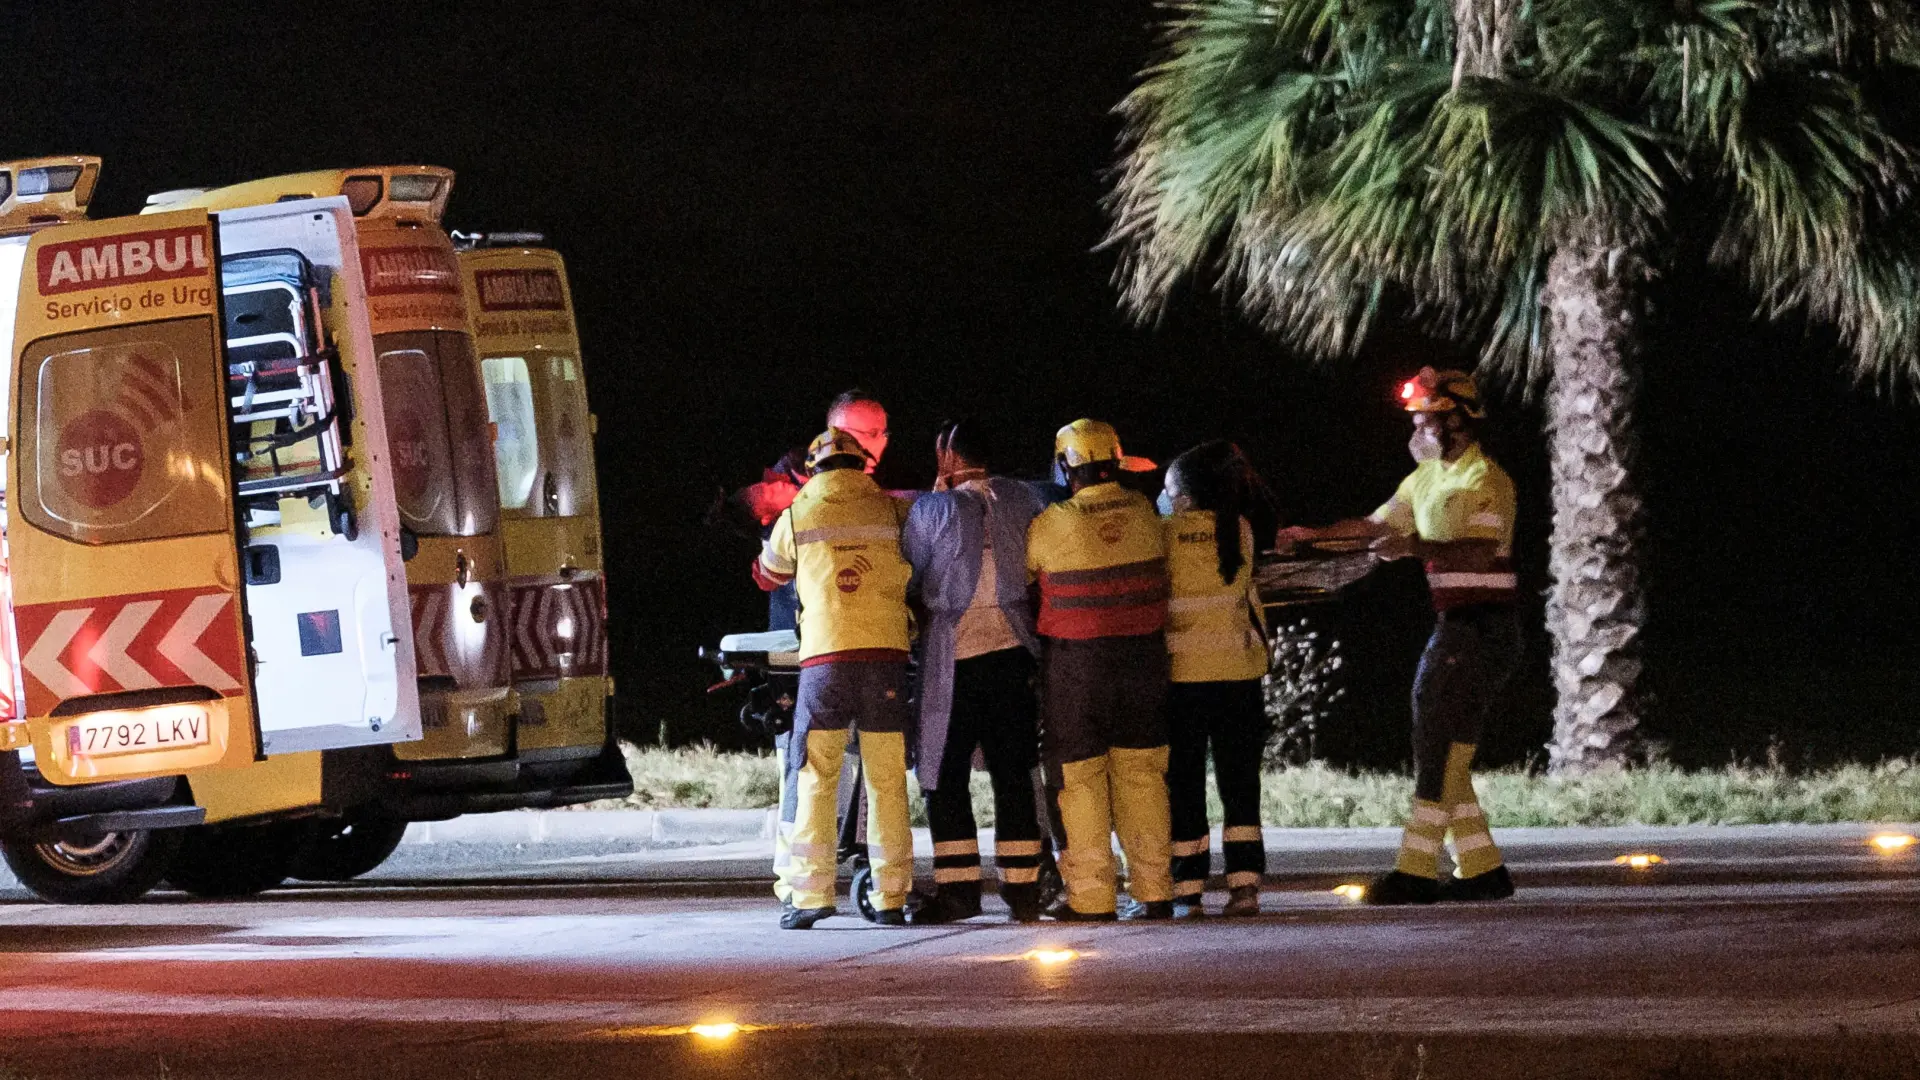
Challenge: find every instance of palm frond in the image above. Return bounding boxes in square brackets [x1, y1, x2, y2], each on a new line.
[1107, 0, 1344, 318]
[1755, 0, 1920, 70]
[1107, 0, 1920, 389]
[1711, 68, 1910, 320]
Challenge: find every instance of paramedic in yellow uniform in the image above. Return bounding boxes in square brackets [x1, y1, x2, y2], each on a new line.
[1161, 441, 1276, 917]
[1281, 368, 1520, 905]
[1029, 420, 1175, 921]
[753, 428, 916, 928]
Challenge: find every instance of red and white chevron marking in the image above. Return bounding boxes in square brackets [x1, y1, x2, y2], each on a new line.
[508, 575, 607, 683]
[408, 588, 452, 678]
[13, 587, 245, 716]
[408, 583, 511, 686]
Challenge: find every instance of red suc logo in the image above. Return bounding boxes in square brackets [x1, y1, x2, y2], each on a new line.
[58, 409, 144, 508]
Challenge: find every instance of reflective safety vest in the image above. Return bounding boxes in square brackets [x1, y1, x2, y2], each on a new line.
[1374, 443, 1519, 611]
[1027, 482, 1168, 640]
[1164, 511, 1268, 683]
[758, 468, 912, 663]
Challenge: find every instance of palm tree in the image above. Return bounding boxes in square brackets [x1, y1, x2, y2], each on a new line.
[1107, 0, 1920, 774]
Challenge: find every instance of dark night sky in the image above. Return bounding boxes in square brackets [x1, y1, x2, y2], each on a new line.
[7, 3, 1917, 769]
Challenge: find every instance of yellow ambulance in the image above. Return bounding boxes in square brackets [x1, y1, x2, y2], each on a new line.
[144, 169, 627, 889]
[455, 237, 618, 795]
[2, 167, 422, 900]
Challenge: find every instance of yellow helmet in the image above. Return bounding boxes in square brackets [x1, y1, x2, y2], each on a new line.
[805, 427, 872, 473]
[1054, 419, 1123, 467]
[1399, 367, 1486, 419]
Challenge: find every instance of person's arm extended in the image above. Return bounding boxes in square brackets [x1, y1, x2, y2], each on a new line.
[1277, 517, 1394, 547]
[1371, 533, 1501, 568]
[1279, 477, 1414, 551]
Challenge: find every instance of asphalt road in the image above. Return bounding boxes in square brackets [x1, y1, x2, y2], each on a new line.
[0, 828, 1915, 1079]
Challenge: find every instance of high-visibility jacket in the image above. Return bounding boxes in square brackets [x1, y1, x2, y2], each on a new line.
[1373, 443, 1518, 611]
[756, 468, 913, 663]
[1027, 482, 1167, 640]
[1164, 511, 1268, 683]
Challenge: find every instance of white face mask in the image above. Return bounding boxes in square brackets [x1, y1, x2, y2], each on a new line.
[1409, 425, 1445, 463]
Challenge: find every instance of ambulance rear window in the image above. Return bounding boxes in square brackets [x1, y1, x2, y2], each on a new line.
[481, 356, 538, 510]
[535, 355, 597, 517]
[478, 353, 598, 519]
[374, 330, 500, 538]
[17, 318, 231, 545]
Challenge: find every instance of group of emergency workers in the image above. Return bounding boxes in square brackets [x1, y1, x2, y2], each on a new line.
[740, 367, 1522, 928]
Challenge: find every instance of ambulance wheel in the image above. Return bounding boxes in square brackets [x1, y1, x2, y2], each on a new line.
[851, 864, 879, 922]
[288, 813, 408, 882]
[0, 828, 183, 904]
[163, 822, 303, 899]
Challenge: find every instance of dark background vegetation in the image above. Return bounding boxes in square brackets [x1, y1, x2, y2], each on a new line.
[7, 3, 1917, 770]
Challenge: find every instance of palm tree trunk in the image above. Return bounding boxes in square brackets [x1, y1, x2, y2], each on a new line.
[1452, 0, 1514, 83]
[1541, 234, 1649, 775]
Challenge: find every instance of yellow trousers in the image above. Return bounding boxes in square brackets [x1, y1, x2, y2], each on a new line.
[788, 728, 913, 911]
[1057, 746, 1173, 913]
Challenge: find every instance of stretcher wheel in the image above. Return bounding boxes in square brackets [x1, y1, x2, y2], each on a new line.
[1037, 849, 1064, 913]
[851, 863, 879, 922]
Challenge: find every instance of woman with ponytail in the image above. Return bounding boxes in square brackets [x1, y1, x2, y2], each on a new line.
[1160, 441, 1275, 917]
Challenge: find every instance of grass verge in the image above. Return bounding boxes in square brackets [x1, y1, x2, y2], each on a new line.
[589, 744, 1920, 827]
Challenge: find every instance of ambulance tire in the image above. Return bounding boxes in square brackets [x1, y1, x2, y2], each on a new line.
[163, 822, 304, 899]
[0, 828, 184, 905]
[287, 813, 409, 882]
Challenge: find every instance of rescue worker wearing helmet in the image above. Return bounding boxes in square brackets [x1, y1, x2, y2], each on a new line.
[753, 428, 917, 928]
[1280, 368, 1521, 905]
[1160, 441, 1279, 917]
[900, 420, 1050, 924]
[736, 391, 892, 914]
[1028, 420, 1176, 921]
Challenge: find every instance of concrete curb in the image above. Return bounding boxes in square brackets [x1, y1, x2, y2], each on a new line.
[403, 809, 778, 846]
[400, 810, 1914, 848]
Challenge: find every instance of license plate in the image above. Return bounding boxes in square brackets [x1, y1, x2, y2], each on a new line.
[66, 703, 213, 758]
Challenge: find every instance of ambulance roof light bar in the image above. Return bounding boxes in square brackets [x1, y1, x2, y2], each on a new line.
[139, 166, 455, 225]
[0, 155, 101, 235]
[450, 230, 548, 250]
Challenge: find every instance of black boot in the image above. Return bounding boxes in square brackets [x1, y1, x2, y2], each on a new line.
[1438, 864, 1515, 902]
[1001, 882, 1043, 923]
[1044, 899, 1117, 922]
[909, 881, 983, 925]
[780, 904, 837, 929]
[1362, 870, 1440, 906]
